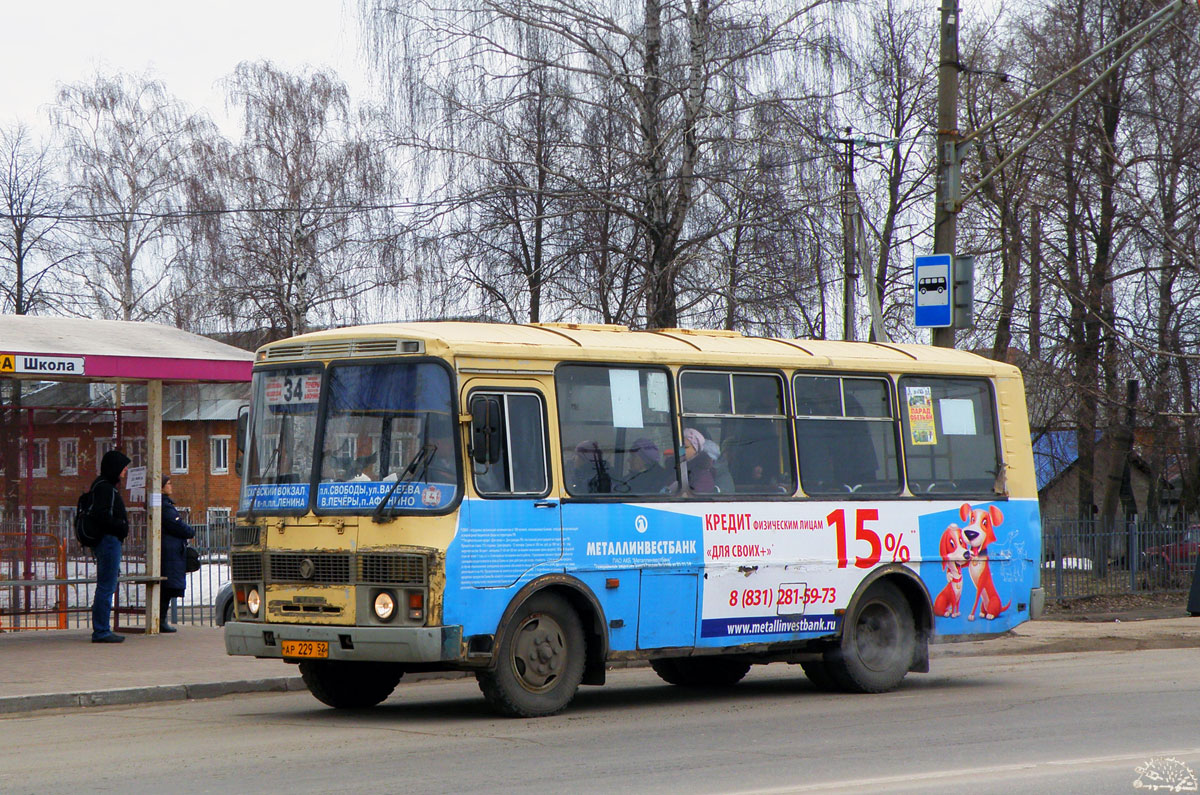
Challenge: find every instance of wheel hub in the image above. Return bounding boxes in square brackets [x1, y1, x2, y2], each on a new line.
[512, 615, 566, 691]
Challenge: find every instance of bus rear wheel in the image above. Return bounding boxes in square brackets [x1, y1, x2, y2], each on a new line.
[800, 661, 840, 692]
[477, 592, 585, 718]
[299, 660, 404, 709]
[824, 580, 915, 693]
[650, 657, 751, 688]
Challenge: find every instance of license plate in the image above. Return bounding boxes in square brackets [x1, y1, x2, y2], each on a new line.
[281, 640, 328, 659]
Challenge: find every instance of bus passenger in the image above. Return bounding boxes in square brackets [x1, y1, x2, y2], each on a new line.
[704, 439, 735, 494]
[570, 440, 613, 494]
[626, 438, 670, 494]
[683, 428, 717, 494]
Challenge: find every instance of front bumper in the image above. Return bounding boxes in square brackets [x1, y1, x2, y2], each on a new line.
[224, 621, 463, 663]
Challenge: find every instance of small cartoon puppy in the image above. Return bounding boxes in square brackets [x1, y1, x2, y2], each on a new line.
[933, 524, 970, 618]
[960, 503, 1011, 621]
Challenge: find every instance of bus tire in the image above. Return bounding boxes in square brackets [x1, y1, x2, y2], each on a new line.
[824, 580, 915, 694]
[477, 592, 585, 718]
[650, 657, 751, 688]
[299, 660, 404, 709]
[800, 661, 840, 692]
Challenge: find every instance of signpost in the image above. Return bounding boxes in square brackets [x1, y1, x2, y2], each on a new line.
[914, 253, 953, 329]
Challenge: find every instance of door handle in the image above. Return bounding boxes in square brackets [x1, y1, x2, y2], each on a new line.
[534, 500, 558, 509]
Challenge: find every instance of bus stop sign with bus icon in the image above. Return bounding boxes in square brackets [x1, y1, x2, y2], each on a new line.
[914, 253, 953, 328]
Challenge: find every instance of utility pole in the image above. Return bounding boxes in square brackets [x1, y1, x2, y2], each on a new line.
[933, 0, 960, 349]
[821, 130, 896, 342]
[928, 0, 1187, 350]
[841, 131, 858, 342]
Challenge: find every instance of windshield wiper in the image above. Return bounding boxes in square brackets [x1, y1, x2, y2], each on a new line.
[244, 441, 283, 522]
[371, 443, 436, 523]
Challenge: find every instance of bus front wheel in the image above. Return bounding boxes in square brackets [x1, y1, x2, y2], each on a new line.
[477, 592, 586, 718]
[650, 657, 751, 687]
[299, 660, 404, 709]
[824, 580, 915, 693]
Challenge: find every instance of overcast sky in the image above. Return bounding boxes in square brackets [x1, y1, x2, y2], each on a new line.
[1, 1, 372, 137]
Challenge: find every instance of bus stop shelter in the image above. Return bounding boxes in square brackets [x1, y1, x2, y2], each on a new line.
[1, 315, 252, 635]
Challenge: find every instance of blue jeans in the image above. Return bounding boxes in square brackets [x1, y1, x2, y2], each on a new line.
[91, 535, 122, 638]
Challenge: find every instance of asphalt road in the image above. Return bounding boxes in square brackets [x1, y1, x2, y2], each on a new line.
[2, 649, 1197, 795]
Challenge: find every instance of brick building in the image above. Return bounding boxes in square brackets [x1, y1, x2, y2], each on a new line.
[2, 381, 249, 537]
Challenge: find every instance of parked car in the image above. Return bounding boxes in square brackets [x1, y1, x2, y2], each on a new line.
[214, 582, 235, 625]
[1141, 527, 1200, 588]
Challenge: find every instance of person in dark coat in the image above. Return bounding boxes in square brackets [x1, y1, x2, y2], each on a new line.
[626, 438, 670, 495]
[90, 449, 130, 643]
[159, 475, 195, 633]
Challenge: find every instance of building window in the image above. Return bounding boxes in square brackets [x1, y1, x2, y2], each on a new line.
[19, 507, 49, 534]
[210, 436, 230, 475]
[60, 438, 79, 476]
[30, 439, 49, 478]
[59, 506, 77, 537]
[206, 507, 232, 528]
[170, 437, 190, 474]
[96, 438, 116, 472]
[128, 437, 147, 469]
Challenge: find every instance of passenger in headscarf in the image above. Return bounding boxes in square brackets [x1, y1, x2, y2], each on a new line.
[626, 438, 670, 495]
[682, 429, 717, 494]
[89, 449, 130, 643]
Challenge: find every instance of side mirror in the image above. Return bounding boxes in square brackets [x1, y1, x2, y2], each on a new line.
[235, 405, 249, 477]
[469, 396, 502, 465]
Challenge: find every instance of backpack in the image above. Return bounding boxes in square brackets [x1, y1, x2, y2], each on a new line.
[74, 485, 108, 548]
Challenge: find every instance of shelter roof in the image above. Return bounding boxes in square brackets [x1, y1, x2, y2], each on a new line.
[0, 315, 252, 383]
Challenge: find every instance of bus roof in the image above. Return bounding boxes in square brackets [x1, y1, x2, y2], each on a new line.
[256, 321, 1016, 377]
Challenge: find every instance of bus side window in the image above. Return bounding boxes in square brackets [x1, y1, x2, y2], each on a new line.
[679, 370, 795, 496]
[471, 392, 550, 497]
[556, 365, 678, 497]
[898, 376, 1000, 495]
[794, 374, 901, 496]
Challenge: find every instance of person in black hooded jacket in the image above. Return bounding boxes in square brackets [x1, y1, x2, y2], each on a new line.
[90, 449, 130, 643]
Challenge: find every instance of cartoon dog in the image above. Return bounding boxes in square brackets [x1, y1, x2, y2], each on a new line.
[960, 503, 1011, 621]
[933, 524, 971, 618]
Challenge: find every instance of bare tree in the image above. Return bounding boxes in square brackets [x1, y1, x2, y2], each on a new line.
[53, 72, 213, 321]
[361, 0, 836, 328]
[205, 62, 403, 337]
[844, 0, 938, 343]
[0, 124, 75, 315]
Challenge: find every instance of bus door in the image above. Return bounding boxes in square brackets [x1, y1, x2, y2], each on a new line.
[458, 386, 561, 595]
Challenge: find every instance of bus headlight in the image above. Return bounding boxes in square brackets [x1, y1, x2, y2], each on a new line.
[373, 591, 396, 621]
[247, 588, 261, 617]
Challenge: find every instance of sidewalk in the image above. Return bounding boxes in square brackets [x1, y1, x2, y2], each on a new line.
[2, 614, 1199, 715]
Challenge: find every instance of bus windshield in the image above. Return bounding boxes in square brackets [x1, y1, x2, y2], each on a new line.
[315, 361, 458, 513]
[242, 366, 322, 512]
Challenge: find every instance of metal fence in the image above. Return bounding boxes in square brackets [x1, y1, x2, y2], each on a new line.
[6, 516, 1198, 628]
[1, 519, 230, 630]
[1041, 518, 1199, 600]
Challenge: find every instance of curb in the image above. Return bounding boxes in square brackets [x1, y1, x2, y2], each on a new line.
[0, 676, 306, 716]
[4, 627, 1197, 716]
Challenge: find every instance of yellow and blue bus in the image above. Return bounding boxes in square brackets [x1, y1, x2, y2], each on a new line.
[224, 322, 1043, 717]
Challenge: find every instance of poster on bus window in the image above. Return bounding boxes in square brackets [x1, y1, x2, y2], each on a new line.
[905, 386, 937, 445]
